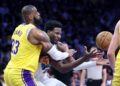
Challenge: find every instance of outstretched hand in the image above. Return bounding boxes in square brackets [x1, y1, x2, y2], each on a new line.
[84, 48, 104, 60]
[96, 58, 109, 65]
[83, 46, 88, 54]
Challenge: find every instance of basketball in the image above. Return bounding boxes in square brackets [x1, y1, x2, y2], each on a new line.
[96, 31, 112, 50]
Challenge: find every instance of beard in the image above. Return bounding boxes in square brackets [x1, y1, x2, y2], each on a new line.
[34, 17, 43, 26]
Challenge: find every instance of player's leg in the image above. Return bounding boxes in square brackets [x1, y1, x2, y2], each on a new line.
[20, 69, 38, 86]
[4, 68, 12, 86]
[4, 69, 38, 86]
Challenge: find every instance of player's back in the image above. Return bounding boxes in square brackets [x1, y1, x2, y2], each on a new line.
[5, 23, 42, 73]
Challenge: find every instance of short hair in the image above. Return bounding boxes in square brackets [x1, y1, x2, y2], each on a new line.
[44, 20, 63, 31]
[21, 5, 35, 21]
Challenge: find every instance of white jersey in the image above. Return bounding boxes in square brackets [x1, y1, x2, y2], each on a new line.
[35, 63, 50, 81]
[35, 63, 66, 86]
[87, 65, 103, 80]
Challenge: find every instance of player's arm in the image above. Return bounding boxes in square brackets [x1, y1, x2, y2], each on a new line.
[27, 28, 69, 60]
[28, 27, 51, 46]
[107, 21, 120, 70]
[80, 70, 86, 86]
[101, 68, 107, 86]
[50, 53, 108, 73]
[50, 49, 100, 73]
[57, 42, 77, 62]
[50, 58, 96, 73]
[65, 55, 75, 63]
[57, 42, 77, 56]
[50, 57, 82, 73]
[50, 55, 88, 73]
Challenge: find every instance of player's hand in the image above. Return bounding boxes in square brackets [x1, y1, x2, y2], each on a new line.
[83, 46, 88, 54]
[96, 58, 109, 65]
[67, 49, 77, 56]
[83, 49, 103, 60]
[57, 42, 69, 52]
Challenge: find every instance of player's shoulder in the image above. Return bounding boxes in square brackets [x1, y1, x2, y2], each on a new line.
[116, 20, 120, 26]
[114, 20, 120, 31]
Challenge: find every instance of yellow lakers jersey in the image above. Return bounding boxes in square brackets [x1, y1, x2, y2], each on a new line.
[116, 50, 120, 64]
[117, 27, 120, 60]
[6, 23, 42, 73]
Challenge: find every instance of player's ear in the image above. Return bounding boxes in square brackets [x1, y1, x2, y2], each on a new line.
[47, 30, 52, 35]
[28, 14, 33, 20]
[47, 30, 51, 33]
[46, 30, 49, 33]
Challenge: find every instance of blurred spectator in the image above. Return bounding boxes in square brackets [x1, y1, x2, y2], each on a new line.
[71, 71, 80, 86]
[80, 47, 107, 86]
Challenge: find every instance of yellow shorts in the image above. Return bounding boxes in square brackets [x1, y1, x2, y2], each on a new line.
[4, 68, 38, 86]
[112, 57, 120, 86]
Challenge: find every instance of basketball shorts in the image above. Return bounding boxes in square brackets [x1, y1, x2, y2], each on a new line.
[4, 68, 38, 86]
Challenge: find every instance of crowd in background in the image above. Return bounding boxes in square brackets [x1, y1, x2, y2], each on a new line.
[0, 0, 120, 86]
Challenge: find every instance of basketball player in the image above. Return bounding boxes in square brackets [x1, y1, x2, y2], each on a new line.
[35, 20, 109, 86]
[35, 20, 74, 86]
[107, 20, 120, 86]
[3, 5, 74, 86]
[4, 5, 99, 86]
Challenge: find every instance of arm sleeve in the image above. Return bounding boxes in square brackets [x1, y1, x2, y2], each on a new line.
[73, 61, 96, 71]
[47, 45, 69, 61]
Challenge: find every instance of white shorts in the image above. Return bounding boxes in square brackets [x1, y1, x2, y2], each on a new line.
[37, 81, 45, 86]
[42, 78, 66, 86]
[35, 64, 66, 86]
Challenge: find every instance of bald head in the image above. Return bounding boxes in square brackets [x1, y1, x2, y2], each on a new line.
[21, 5, 40, 24]
[22, 5, 35, 16]
[22, 5, 36, 23]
